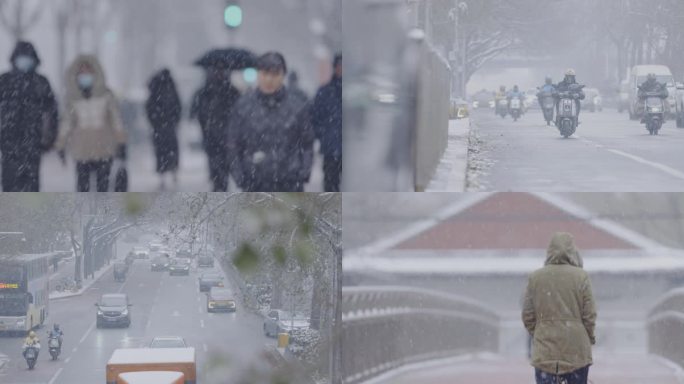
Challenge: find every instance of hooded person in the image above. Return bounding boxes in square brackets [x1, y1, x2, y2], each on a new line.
[522, 232, 597, 384]
[312, 53, 342, 192]
[55, 55, 126, 192]
[190, 62, 241, 192]
[145, 68, 182, 189]
[227, 52, 314, 192]
[0, 41, 59, 191]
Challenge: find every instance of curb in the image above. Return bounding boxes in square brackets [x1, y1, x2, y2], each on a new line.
[425, 118, 472, 192]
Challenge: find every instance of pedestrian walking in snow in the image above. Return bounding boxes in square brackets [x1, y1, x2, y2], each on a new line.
[228, 52, 314, 192]
[56, 55, 126, 192]
[0, 41, 59, 191]
[145, 68, 181, 190]
[312, 54, 342, 192]
[522, 232, 597, 384]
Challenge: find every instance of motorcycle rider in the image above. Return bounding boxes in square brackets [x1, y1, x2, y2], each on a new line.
[507, 85, 525, 106]
[22, 330, 41, 359]
[554, 69, 585, 127]
[49, 324, 63, 348]
[495, 85, 507, 114]
[637, 73, 668, 122]
[537, 77, 556, 107]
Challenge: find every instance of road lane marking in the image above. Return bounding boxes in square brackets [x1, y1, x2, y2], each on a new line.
[79, 322, 95, 344]
[607, 149, 684, 180]
[579, 137, 684, 181]
[64, 356, 71, 364]
[72, 347, 78, 353]
[48, 367, 63, 384]
[199, 305, 203, 314]
[200, 320, 205, 328]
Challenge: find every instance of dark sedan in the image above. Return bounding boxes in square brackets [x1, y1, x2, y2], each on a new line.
[150, 256, 170, 271]
[169, 259, 191, 276]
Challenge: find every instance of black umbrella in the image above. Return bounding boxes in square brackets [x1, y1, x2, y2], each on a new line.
[194, 48, 256, 70]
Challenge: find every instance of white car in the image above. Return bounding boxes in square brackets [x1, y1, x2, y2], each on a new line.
[149, 336, 187, 348]
[263, 310, 310, 337]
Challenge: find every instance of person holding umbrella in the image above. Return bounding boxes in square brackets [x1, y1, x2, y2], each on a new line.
[146, 68, 182, 190]
[190, 48, 252, 192]
[228, 52, 314, 192]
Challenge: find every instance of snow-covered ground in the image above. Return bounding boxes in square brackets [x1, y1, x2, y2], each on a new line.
[39, 121, 324, 192]
[425, 118, 471, 192]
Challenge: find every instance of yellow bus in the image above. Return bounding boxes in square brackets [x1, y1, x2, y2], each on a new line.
[0, 253, 52, 336]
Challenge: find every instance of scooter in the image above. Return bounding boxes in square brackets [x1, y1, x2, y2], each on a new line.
[496, 99, 508, 118]
[556, 84, 584, 138]
[642, 94, 665, 135]
[540, 94, 555, 126]
[24, 345, 39, 369]
[509, 97, 522, 122]
[48, 335, 61, 360]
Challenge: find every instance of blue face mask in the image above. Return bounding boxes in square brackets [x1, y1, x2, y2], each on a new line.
[14, 55, 35, 73]
[77, 73, 94, 89]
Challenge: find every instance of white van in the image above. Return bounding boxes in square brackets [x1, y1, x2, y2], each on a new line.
[628, 65, 677, 120]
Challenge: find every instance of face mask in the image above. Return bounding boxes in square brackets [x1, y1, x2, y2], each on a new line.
[77, 73, 94, 89]
[14, 55, 35, 73]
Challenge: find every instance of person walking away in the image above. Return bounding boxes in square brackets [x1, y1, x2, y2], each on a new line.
[312, 54, 342, 192]
[145, 68, 181, 190]
[190, 63, 241, 191]
[56, 55, 126, 192]
[522, 232, 597, 384]
[0, 41, 59, 191]
[228, 52, 314, 192]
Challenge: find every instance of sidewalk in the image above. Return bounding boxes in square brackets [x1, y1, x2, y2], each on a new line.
[48, 258, 115, 300]
[425, 118, 471, 192]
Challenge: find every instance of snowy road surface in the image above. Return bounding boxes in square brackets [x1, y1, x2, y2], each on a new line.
[467, 108, 684, 191]
[0, 243, 274, 384]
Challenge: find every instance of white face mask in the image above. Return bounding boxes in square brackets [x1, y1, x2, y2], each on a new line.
[77, 73, 95, 89]
[14, 55, 35, 73]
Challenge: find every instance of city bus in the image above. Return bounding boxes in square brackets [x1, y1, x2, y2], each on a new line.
[0, 253, 52, 336]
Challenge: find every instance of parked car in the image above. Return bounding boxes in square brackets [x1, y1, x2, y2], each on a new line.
[581, 88, 603, 112]
[198, 272, 224, 292]
[96, 293, 131, 328]
[149, 336, 187, 348]
[263, 310, 310, 337]
[168, 258, 191, 276]
[676, 82, 684, 128]
[206, 288, 236, 313]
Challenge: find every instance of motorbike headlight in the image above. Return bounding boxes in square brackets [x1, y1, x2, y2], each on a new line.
[121, 308, 128, 316]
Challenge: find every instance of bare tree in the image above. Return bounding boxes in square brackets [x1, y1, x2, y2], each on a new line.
[0, 0, 43, 41]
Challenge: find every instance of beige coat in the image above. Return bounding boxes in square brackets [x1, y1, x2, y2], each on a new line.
[56, 55, 125, 161]
[522, 232, 597, 375]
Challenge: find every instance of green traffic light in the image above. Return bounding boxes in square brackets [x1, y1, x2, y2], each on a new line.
[224, 5, 242, 28]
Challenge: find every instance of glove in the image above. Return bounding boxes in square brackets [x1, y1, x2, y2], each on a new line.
[117, 144, 127, 160]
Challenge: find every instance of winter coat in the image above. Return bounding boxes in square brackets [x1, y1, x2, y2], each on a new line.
[227, 87, 314, 191]
[554, 80, 586, 100]
[56, 55, 126, 162]
[190, 79, 241, 153]
[0, 41, 58, 160]
[312, 76, 342, 158]
[638, 80, 668, 100]
[145, 69, 181, 173]
[522, 232, 597, 375]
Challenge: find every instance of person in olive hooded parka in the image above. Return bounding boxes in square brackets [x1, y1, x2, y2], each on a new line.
[522, 232, 597, 384]
[145, 68, 182, 189]
[0, 41, 58, 191]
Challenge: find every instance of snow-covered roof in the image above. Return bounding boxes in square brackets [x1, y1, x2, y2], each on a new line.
[108, 348, 195, 365]
[118, 371, 184, 384]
